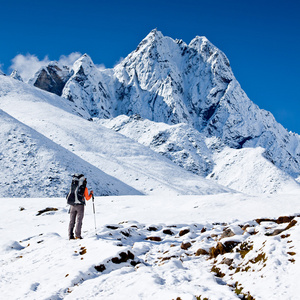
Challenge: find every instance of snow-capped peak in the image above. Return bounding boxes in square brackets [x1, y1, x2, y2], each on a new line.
[60, 30, 300, 179]
[10, 69, 23, 82]
[72, 53, 95, 76]
[140, 28, 164, 45]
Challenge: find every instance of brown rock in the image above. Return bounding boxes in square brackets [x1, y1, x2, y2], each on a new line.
[210, 241, 240, 258]
[221, 258, 234, 266]
[163, 229, 174, 235]
[179, 229, 190, 236]
[146, 236, 162, 242]
[181, 242, 192, 250]
[195, 248, 209, 256]
[220, 228, 235, 239]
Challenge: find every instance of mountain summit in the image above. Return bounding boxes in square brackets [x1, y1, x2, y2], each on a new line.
[55, 30, 300, 179]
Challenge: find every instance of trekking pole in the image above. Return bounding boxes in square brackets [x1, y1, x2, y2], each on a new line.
[92, 194, 97, 236]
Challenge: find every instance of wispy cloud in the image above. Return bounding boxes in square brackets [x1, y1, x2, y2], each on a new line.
[95, 63, 106, 71]
[10, 52, 82, 82]
[10, 54, 50, 82]
[56, 52, 82, 69]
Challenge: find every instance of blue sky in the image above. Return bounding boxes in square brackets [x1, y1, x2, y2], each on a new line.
[1, 0, 299, 133]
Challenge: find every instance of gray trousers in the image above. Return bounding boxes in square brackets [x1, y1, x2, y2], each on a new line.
[68, 205, 85, 238]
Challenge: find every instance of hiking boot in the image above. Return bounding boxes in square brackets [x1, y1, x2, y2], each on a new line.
[75, 236, 83, 240]
[69, 236, 75, 240]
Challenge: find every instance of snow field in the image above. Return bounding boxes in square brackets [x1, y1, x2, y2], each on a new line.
[1, 194, 300, 299]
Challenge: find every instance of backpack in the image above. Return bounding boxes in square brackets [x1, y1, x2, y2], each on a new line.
[66, 174, 87, 205]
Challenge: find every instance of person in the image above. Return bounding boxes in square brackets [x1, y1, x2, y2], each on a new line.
[67, 175, 93, 240]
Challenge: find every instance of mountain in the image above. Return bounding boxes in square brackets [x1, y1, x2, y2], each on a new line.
[57, 30, 300, 179]
[0, 75, 230, 197]
[3, 29, 300, 196]
[10, 70, 23, 81]
[99, 114, 300, 194]
[0, 108, 140, 197]
[61, 54, 114, 119]
[29, 62, 71, 96]
[98, 114, 214, 177]
[208, 146, 300, 194]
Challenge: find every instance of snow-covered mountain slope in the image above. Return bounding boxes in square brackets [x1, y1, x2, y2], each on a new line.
[1, 194, 300, 299]
[58, 30, 300, 179]
[0, 76, 230, 197]
[98, 114, 214, 176]
[208, 146, 300, 194]
[99, 115, 300, 194]
[61, 54, 114, 119]
[0, 109, 140, 197]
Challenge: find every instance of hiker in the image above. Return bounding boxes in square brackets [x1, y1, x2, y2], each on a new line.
[66, 174, 93, 240]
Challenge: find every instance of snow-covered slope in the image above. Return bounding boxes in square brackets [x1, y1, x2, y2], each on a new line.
[0, 76, 230, 197]
[1, 194, 300, 299]
[61, 54, 114, 119]
[59, 30, 300, 179]
[0, 109, 140, 197]
[208, 146, 300, 194]
[98, 114, 214, 176]
[99, 115, 300, 194]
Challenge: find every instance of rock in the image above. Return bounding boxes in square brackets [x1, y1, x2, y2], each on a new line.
[36, 207, 58, 216]
[30, 63, 70, 96]
[147, 226, 158, 231]
[146, 236, 162, 242]
[220, 228, 235, 239]
[221, 258, 234, 266]
[209, 241, 240, 258]
[94, 264, 106, 272]
[195, 248, 209, 256]
[111, 251, 134, 264]
[179, 229, 190, 236]
[181, 242, 192, 250]
[163, 229, 174, 235]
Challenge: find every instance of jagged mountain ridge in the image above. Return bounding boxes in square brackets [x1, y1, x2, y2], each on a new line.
[26, 29, 300, 178]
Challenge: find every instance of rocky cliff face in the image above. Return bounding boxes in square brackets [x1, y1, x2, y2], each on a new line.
[28, 29, 300, 179]
[29, 62, 70, 96]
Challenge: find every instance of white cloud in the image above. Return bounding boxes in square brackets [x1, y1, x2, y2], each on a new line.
[10, 54, 50, 83]
[10, 52, 83, 83]
[95, 63, 106, 71]
[57, 52, 82, 69]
